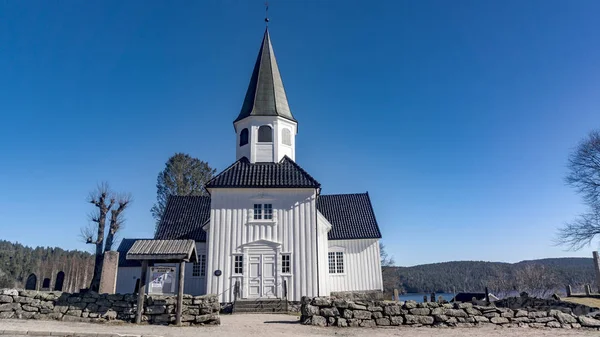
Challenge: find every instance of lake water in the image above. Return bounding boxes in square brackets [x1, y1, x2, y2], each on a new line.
[397, 293, 455, 302]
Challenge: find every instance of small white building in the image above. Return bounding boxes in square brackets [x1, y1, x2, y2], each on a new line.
[117, 28, 383, 302]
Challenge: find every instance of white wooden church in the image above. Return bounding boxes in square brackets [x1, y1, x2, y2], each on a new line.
[117, 28, 383, 303]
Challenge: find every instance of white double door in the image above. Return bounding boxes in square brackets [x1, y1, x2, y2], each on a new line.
[248, 253, 277, 298]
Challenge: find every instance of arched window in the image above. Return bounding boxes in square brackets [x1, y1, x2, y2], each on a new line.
[25, 273, 37, 290]
[282, 128, 292, 146]
[54, 271, 65, 291]
[258, 125, 273, 142]
[240, 128, 249, 146]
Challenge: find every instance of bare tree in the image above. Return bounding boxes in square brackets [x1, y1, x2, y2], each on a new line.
[514, 264, 559, 298]
[380, 242, 395, 267]
[82, 182, 132, 291]
[557, 130, 600, 250]
[104, 193, 132, 253]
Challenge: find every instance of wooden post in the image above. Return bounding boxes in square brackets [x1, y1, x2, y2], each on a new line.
[423, 295, 428, 303]
[176, 261, 185, 326]
[430, 292, 435, 303]
[566, 284, 572, 297]
[585, 284, 591, 296]
[135, 260, 148, 324]
[485, 287, 490, 304]
[393, 289, 399, 301]
[593, 252, 600, 293]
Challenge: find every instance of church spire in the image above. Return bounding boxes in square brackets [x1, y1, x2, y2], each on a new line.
[234, 28, 296, 124]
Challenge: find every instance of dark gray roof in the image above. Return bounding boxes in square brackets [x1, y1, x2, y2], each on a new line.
[150, 192, 380, 242]
[126, 239, 198, 262]
[117, 238, 143, 267]
[317, 193, 382, 240]
[234, 28, 295, 124]
[205, 156, 320, 189]
[155, 195, 211, 242]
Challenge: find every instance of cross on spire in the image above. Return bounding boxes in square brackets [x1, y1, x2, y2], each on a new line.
[265, 1, 269, 26]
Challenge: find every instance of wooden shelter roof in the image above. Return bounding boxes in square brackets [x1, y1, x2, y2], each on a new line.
[126, 239, 198, 263]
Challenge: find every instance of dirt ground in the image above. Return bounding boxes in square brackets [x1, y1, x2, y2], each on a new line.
[0, 315, 598, 337]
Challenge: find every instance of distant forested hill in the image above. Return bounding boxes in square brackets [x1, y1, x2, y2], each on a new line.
[0, 240, 94, 291]
[383, 258, 596, 296]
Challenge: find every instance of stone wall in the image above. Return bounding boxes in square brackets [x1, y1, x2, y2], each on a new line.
[0, 288, 219, 326]
[300, 296, 600, 330]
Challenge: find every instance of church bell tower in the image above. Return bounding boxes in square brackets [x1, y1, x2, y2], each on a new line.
[233, 28, 297, 163]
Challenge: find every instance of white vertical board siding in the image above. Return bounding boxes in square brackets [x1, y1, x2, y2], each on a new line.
[184, 242, 207, 295]
[205, 188, 319, 302]
[328, 239, 383, 292]
[116, 267, 141, 294]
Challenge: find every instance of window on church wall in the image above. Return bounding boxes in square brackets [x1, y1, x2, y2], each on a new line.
[328, 251, 344, 274]
[240, 128, 249, 146]
[282, 128, 292, 146]
[281, 254, 291, 274]
[234, 255, 243, 274]
[253, 203, 272, 220]
[192, 254, 206, 277]
[253, 204, 262, 219]
[264, 204, 273, 219]
[257, 125, 273, 142]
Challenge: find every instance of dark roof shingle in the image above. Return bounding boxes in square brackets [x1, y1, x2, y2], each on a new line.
[117, 238, 143, 267]
[205, 156, 320, 189]
[317, 193, 382, 240]
[154, 196, 211, 242]
[127, 239, 197, 262]
[151, 192, 380, 242]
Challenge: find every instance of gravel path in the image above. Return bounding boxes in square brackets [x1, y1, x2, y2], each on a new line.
[0, 315, 598, 337]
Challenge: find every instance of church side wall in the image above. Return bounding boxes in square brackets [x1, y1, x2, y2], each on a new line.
[116, 267, 141, 294]
[206, 188, 318, 302]
[327, 239, 383, 293]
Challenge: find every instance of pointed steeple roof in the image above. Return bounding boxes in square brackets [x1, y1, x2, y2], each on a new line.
[235, 28, 296, 123]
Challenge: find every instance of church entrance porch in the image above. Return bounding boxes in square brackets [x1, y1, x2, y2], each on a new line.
[248, 253, 276, 298]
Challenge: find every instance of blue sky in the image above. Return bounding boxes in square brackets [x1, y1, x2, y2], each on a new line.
[1, 0, 599, 266]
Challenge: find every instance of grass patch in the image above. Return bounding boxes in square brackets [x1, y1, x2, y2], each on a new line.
[562, 297, 600, 308]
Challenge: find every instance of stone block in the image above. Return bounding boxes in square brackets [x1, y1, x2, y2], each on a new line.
[0, 311, 15, 318]
[571, 323, 581, 329]
[434, 314, 449, 322]
[490, 317, 509, 324]
[320, 307, 339, 317]
[347, 318, 360, 327]
[348, 302, 367, 310]
[0, 295, 14, 303]
[19, 290, 38, 298]
[353, 310, 372, 319]
[404, 301, 417, 309]
[342, 309, 353, 319]
[405, 314, 434, 325]
[336, 318, 348, 327]
[310, 315, 327, 326]
[473, 316, 489, 323]
[2, 289, 19, 296]
[333, 299, 348, 308]
[195, 313, 218, 324]
[328, 316, 335, 325]
[515, 310, 528, 317]
[578, 316, 600, 327]
[372, 312, 383, 318]
[22, 305, 39, 312]
[384, 305, 402, 316]
[375, 317, 391, 326]
[464, 307, 481, 316]
[311, 297, 331, 307]
[145, 305, 166, 314]
[535, 317, 556, 323]
[368, 305, 383, 312]
[547, 321, 561, 328]
[409, 308, 430, 315]
[360, 319, 376, 327]
[390, 316, 404, 325]
[528, 311, 547, 318]
[0, 302, 20, 311]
